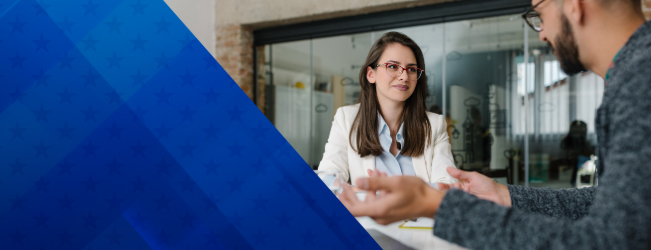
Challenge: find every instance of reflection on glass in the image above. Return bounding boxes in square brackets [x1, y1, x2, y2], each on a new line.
[258, 13, 604, 189]
[264, 41, 314, 165]
[310, 32, 374, 167]
[442, 16, 526, 183]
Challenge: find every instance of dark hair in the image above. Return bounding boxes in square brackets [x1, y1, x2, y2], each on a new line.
[349, 32, 431, 157]
[556, 0, 642, 12]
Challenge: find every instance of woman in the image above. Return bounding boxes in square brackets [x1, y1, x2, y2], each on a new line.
[318, 32, 457, 186]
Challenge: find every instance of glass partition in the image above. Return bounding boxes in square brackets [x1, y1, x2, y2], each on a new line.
[256, 13, 604, 188]
[262, 40, 314, 164]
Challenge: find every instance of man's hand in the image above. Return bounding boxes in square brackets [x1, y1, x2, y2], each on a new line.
[366, 169, 387, 177]
[339, 175, 444, 225]
[437, 167, 511, 207]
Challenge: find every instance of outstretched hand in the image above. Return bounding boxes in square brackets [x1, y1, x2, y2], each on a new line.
[339, 174, 444, 225]
[437, 167, 511, 207]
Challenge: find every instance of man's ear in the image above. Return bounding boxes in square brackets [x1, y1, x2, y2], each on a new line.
[366, 66, 376, 84]
[565, 0, 585, 25]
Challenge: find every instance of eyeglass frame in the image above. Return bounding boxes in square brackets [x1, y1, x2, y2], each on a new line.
[522, 0, 546, 32]
[374, 62, 424, 80]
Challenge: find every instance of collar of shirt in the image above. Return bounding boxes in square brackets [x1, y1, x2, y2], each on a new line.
[605, 49, 622, 83]
[377, 113, 405, 152]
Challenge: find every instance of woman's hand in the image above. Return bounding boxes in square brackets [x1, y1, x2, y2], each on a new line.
[437, 167, 511, 207]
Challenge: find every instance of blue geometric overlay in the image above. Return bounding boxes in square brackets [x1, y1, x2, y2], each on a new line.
[0, 0, 380, 249]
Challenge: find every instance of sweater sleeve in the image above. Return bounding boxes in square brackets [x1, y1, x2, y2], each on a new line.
[508, 185, 596, 220]
[431, 68, 651, 250]
[433, 181, 650, 250]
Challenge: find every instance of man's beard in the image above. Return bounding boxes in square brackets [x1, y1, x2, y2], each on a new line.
[550, 14, 587, 75]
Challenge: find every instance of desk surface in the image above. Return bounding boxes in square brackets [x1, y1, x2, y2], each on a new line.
[357, 217, 467, 250]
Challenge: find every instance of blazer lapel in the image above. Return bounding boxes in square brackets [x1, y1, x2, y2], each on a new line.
[412, 155, 430, 182]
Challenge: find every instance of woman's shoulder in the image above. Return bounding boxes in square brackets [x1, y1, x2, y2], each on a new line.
[335, 103, 361, 118]
[340, 103, 360, 111]
[424, 111, 444, 122]
[424, 111, 447, 133]
[331, 104, 360, 134]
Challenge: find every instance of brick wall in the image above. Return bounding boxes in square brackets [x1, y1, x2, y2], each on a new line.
[215, 25, 254, 98]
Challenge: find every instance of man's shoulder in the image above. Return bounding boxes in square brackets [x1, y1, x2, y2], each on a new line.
[612, 21, 651, 81]
[609, 22, 651, 102]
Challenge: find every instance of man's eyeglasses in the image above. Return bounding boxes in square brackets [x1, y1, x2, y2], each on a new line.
[522, 0, 546, 32]
[376, 63, 424, 80]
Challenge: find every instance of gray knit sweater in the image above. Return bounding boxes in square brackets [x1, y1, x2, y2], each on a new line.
[433, 21, 651, 250]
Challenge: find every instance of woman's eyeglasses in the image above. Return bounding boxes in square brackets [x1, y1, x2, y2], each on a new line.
[376, 63, 423, 80]
[522, 0, 546, 32]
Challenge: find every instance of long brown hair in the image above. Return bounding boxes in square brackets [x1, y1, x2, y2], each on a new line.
[349, 32, 431, 157]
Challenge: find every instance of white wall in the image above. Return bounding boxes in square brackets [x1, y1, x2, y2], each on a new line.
[213, 0, 450, 27]
[164, 0, 216, 57]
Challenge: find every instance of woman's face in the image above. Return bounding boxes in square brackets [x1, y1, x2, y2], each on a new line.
[367, 43, 419, 105]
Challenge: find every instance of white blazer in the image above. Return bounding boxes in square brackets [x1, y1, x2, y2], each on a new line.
[318, 104, 458, 185]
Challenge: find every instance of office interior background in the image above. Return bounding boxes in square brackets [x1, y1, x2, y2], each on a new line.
[169, 0, 651, 188]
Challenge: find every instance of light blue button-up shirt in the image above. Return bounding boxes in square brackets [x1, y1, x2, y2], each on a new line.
[375, 114, 415, 176]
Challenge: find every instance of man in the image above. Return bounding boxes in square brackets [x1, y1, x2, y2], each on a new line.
[339, 0, 651, 249]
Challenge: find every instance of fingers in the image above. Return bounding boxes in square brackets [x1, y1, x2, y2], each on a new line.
[446, 166, 473, 180]
[445, 181, 467, 192]
[340, 186, 382, 217]
[339, 183, 359, 206]
[437, 183, 450, 191]
[374, 217, 397, 226]
[340, 185, 371, 217]
[449, 182, 463, 189]
[366, 190, 377, 203]
[365, 176, 379, 202]
[355, 177, 370, 190]
[356, 176, 395, 191]
[439, 181, 468, 193]
[367, 169, 387, 177]
[369, 194, 410, 224]
[360, 171, 388, 200]
[373, 215, 406, 226]
[349, 176, 430, 224]
[377, 173, 389, 197]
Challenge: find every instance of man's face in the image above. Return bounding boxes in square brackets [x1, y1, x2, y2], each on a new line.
[535, 0, 587, 75]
